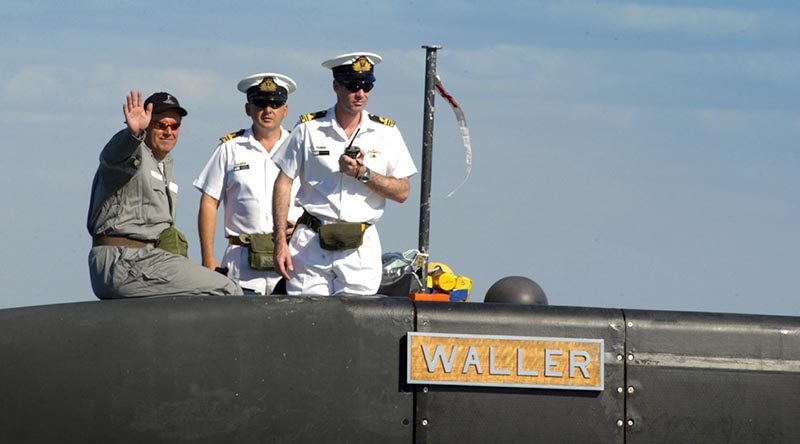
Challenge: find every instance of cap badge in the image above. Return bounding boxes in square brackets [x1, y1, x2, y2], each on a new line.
[352, 56, 372, 73]
[258, 77, 278, 92]
[163, 94, 176, 105]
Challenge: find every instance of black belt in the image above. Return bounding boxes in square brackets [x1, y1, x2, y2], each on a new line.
[297, 211, 371, 233]
[228, 236, 248, 246]
[297, 211, 323, 232]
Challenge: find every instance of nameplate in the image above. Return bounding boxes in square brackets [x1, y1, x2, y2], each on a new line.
[407, 332, 604, 391]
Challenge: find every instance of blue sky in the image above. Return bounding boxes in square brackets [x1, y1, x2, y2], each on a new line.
[1, 1, 798, 316]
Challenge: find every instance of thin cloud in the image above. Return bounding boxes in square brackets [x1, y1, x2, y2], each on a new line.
[548, 1, 763, 36]
[436, 43, 799, 112]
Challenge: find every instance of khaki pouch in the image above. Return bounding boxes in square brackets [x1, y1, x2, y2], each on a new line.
[247, 233, 275, 271]
[156, 226, 188, 257]
[318, 223, 367, 251]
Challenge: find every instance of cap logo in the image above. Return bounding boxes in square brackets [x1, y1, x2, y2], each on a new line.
[163, 94, 176, 105]
[258, 77, 278, 92]
[352, 56, 372, 73]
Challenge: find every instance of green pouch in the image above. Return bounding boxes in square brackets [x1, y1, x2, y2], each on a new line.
[318, 222, 367, 251]
[248, 232, 275, 271]
[156, 226, 188, 257]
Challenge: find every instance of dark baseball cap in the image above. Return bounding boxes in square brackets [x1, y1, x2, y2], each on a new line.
[144, 92, 188, 116]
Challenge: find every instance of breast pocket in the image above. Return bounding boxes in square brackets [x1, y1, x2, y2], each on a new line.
[228, 167, 262, 222]
[143, 171, 171, 224]
[229, 166, 258, 196]
[361, 146, 388, 176]
[305, 150, 342, 195]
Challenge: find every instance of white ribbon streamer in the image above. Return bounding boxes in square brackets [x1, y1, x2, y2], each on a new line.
[434, 75, 472, 198]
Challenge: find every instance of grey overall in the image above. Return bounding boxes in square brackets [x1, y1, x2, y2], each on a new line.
[87, 129, 241, 299]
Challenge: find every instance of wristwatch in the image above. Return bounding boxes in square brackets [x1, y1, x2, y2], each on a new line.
[358, 167, 371, 183]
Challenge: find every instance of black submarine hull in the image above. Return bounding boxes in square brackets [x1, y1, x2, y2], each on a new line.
[1, 295, 798, 443]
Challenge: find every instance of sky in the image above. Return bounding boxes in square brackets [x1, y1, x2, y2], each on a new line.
[0, 0, 798, 316]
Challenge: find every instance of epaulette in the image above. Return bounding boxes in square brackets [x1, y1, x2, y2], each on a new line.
[219, 129, 245, 143]
[300, 110, 327, 123]
[369, 113, 395, 127]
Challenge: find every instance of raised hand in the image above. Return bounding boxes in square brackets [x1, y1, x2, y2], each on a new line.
[122, 90, 152, 137]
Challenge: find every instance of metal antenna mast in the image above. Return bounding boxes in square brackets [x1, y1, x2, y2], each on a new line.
[418, 44, 442, 286]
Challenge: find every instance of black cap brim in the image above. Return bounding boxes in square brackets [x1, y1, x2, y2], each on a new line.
[152, 103, 188, 117]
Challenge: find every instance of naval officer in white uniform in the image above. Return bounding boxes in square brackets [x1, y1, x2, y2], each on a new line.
[194, 73, 302, 295]
[272, 52, 417, 295]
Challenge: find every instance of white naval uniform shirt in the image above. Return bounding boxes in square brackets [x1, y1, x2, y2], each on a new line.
[193, 127, 302, 294]
[273, 107, 417, 224]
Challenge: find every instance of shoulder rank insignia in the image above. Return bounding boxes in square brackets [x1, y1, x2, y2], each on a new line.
[300, 110, 328, 123]
[219, 129, 245, 143]
[369, 114, 395, 127]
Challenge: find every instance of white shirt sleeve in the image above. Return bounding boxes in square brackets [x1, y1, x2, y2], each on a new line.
[193, 144, 228, 201]
[272, 126, 305, 181]
[386, 124, 418, 179]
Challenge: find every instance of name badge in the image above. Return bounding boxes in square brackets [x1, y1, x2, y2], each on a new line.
[313, 146, 330, 156]
[233, 162, 250, 171]
[150, 170, 178, 193]
[407, 332, 604, 391]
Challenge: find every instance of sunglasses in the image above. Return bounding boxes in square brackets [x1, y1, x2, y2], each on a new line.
[251, 99, 286, 109]
[152, 121, 181, 131]
[340, 81, 374, 93]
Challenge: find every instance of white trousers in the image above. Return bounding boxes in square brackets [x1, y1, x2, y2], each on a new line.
[221, 244, 282, 295]
[286, 224, 382, 296]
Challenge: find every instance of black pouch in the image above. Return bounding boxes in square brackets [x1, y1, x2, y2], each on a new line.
[318, 223, 367, 251]
[156, 226, 188, 257]
[248, 233, 275, 271]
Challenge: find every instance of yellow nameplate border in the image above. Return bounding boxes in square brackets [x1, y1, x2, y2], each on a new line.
[407, 332, 604, 391]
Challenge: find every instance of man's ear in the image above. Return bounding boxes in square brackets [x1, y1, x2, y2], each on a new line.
[244, 103, 252, 117]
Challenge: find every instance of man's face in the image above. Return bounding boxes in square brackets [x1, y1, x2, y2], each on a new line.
[246, 98, 288, 132]
[145, 109, 182, 160]
[333, 80, 371, 114]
